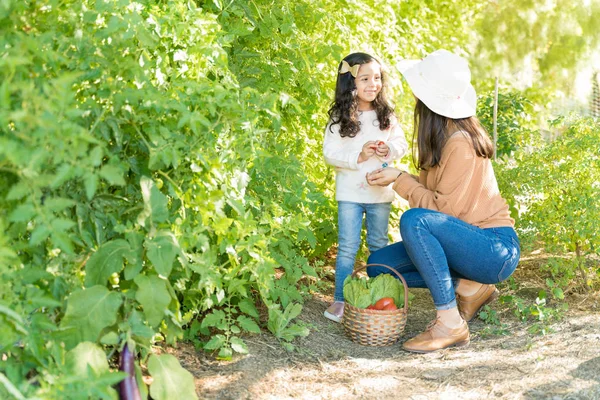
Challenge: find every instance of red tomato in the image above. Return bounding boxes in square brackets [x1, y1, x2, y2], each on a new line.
[382, 303, 397, 311]
[366, 305, 377, 310]
[373, 297, 395, 310]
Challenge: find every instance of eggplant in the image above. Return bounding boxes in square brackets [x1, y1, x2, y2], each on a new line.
[119, 344, 142, 400]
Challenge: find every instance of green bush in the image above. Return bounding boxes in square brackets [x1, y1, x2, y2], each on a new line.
[495, 118, 600, 294]
[478, 90, 542, 157]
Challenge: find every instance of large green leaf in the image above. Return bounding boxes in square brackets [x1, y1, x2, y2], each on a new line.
[65, 342, 110, 377]
[147, 354, 198, 400]
[134, 275, 171, 327]
[138, 176, 169, 227]
[144, 231, 179, 277]
[84, 239, 131, 287]
[59, 286, 123, 349]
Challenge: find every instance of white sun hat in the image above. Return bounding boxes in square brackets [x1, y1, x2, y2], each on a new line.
[396, 49, 477, 119]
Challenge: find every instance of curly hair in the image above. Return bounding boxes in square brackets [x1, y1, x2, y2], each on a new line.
[327, 53, 394, 138]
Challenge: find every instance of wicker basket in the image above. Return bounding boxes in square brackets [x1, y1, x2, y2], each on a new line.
[342, 263, 409, 347]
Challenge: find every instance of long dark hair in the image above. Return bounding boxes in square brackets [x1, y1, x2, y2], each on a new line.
[412, 99, 494, 170]
[327, 53, 394, 138]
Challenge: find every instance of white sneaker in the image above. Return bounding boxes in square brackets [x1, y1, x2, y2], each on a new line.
[324, 301, 345, 323]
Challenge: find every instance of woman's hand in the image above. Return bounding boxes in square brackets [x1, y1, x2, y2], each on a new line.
[358, 141, 377, 163]
[366, 167, 404, 186]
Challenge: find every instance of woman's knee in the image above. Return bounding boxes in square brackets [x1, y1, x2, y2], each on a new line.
[399, 208, 429, 236]
[366, 263, 388, 277]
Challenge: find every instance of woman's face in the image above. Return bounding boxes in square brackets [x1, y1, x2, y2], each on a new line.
[354, 61, 382, 110]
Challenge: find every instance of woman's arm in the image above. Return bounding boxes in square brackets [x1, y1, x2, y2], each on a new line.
[394, 138, 477, 216]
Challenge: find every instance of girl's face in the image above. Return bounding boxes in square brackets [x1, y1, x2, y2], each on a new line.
[354, 61, 382, 110]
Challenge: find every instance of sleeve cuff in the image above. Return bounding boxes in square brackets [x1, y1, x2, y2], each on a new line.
[393, 173, 419, 199]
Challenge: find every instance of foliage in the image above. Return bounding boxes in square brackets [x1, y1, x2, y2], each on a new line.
[495, 119, 600, 292]
[0, 0, 327, 396]
[1, 0, 599, 397]
[478, 90, 542, 157]
[472, 0, 600, 97]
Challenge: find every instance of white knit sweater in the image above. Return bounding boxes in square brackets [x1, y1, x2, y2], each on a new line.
[323, 110, 408, 203]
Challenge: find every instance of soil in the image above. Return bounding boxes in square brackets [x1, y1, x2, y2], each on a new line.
[169, 255, 600, 400]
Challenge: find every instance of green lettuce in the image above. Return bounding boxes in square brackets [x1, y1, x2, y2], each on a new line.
[343, 273, 409, 308]
[342, 275, 371, 308]
[369, 274, 404, 307]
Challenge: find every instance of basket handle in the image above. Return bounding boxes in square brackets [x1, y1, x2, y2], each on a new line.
[351, 263, 409, 314]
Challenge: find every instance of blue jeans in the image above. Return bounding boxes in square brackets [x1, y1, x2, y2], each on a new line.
[334, 201, 391, 301]
[366, 208, 520, 310]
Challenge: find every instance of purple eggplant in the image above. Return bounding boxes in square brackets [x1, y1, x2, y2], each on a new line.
[119, 344, 142, 400]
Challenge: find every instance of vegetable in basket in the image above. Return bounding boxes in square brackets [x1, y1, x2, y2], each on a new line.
[343, 273, 411, 309]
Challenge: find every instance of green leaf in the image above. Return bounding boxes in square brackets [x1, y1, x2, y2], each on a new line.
[552, 287, 565, 300]
[99, 331, 120, 345]
[8, 204, 35, 222]
[237, 315, 260, 334]
[44, 198, 76, 212]
[124, 231, 145, 280]
[342, 276, 371, 308]
[51, 232, 74, 254]
[59, 286, 123, 349]
[230, 336, 248, 354]
[99, 164, 125, 186]
[145, 231, 179, 277]
[201, 310, 226, 330]
[203, 334, 226, 350]
[134, 275, 171, 327]
[90, 146, 103, 167]
[147, 354, 198, 400]
[51, 164, 75, 188]
[6, 182, 29, 201]
[238, 298, 259, 318]
[217, 346, 233, 360]
[129, 310, 155, 339]
[138, 176, 169, 226]
[84, 172, 99, 200]
[65, 342, 110, 377]
[30, 225, 51, 245]
[279, 324, 309, 341]
[84, 239, 131, 287]
[369, 273, 405, 308]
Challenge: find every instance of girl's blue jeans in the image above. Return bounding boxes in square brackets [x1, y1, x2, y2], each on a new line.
[334, 201, 391, 301]
[366, 208, 520, 310]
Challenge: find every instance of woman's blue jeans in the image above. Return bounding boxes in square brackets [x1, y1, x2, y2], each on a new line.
[334, 201, 391, 301]
[366, 208, 520, 310]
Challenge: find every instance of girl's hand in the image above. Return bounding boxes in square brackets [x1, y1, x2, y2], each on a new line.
[358, 141, 377, 163]
[375, 140, 390, 157]
[366, 167, 404, 186]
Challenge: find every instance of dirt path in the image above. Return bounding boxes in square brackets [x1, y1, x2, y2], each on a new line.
[174, 261, 600, 400]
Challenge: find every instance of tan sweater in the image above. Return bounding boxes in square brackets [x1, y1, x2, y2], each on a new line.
[393, 132, 514, 228]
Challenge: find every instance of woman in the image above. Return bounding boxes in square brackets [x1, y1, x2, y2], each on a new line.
[366, 49, 520, 353]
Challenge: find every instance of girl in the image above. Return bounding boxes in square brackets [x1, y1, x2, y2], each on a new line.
[323, 52, 408, 323]
[366, 50, 520, 352]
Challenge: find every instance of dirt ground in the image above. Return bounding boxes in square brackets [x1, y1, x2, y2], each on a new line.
[170, 256, 600, 400]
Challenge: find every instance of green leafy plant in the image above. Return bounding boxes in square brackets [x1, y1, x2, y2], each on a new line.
[267, 303, 310, 351]
[495, 118, 600, 292]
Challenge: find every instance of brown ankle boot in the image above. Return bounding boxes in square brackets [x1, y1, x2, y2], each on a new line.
[457, 284, 499, 322]
[402, 319, 469, 353]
